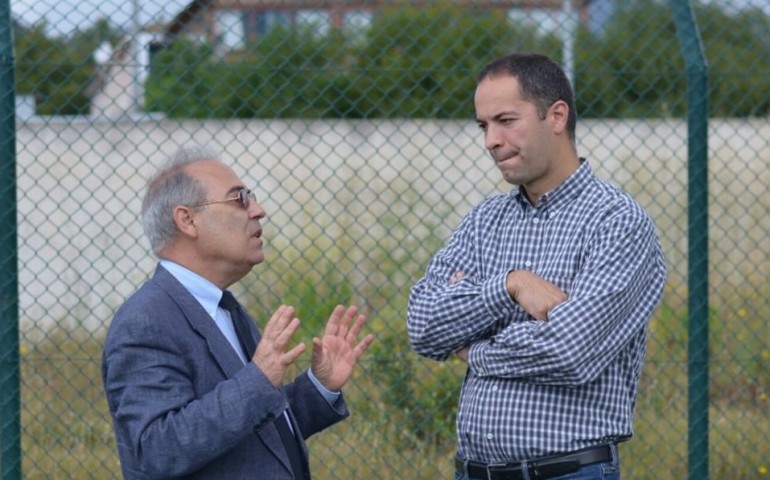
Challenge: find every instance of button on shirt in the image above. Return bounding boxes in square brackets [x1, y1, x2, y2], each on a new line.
[407, 160, 667, 462]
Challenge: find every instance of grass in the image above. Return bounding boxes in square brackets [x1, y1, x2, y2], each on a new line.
[19, 331, 118, 478]
[14, 223, 770, 479]
[16, 281, 769, 479]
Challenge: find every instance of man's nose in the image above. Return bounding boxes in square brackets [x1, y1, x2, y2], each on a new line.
[248, 200, 266, 219]
[484, 125, 503, 150]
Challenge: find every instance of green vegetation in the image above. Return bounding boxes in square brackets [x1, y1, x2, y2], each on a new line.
[13, 19, 122, 115]
[14, 1, 770, 118]
[575, 0, 770, 118]
[349, 4, 559, 119]
[19, 228, 769, 478]
[144, 4, 557, 119]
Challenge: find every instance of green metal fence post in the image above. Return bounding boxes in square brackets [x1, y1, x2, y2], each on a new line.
[0, 0, 20, 478]
[669, 1, 709, 479]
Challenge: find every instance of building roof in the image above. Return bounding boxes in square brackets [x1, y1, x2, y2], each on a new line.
[166, 0, 582, 35]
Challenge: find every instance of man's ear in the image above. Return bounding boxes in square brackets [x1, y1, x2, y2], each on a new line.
[173, 205, 198, 239]
[549, 100, 569, 134]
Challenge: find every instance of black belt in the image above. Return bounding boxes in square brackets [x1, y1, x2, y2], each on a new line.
[455, 444, 613, 480]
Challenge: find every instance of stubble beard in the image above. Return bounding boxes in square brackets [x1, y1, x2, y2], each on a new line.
[491, 149, 526, 186]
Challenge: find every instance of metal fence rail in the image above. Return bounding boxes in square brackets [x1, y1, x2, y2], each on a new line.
[2, 0, 769, 478]
[669, 2, 710, 479]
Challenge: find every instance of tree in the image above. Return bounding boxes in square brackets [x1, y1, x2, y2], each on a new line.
[354, 3, 561, 118]
[14, 18, 123, 115]
[145, 4, 561, 119]
[145, 27, 352, 118]
[575, 0, 770, 118]
[697, 4, 770, 117]
[140, 0, 770, 119]
[575, 0, 686, 118]
[144, 39, 216, 117]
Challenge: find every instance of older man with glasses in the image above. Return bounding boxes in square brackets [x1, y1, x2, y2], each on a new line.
[102, 145, 374, 480]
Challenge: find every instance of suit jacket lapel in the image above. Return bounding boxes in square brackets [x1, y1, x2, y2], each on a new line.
[151, 266, 306, 476]
[152, 265, 308, 472]
[152, 266, 245, 379]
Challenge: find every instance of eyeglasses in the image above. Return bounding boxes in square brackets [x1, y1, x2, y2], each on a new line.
[191, 188, 257, 210]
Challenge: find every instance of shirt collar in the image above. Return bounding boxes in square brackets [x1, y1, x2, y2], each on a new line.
[159, 259, 223, 316]
[511, 158, 592, 212]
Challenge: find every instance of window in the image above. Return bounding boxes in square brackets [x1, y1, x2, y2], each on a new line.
[256, 10, 290, 36]
[295, 9, 330, 37]
[215, 10, 245, 50]
[343, 10, 373, 43]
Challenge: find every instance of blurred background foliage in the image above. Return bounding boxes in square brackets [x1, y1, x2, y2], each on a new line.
[12, 0, 770, 118]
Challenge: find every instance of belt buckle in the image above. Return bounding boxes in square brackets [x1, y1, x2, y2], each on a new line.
[528, 464, 542, 480]
[485, 462, 507, 480]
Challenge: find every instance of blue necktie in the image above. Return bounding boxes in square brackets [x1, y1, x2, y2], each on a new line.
[220, 291, 307, 479]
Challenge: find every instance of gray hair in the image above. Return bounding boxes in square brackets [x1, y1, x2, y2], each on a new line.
[140, 145, 221, 256]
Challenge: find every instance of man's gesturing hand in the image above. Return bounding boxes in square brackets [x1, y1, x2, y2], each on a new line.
[252, 305, 306, 388]
[311, 305, 375, 392]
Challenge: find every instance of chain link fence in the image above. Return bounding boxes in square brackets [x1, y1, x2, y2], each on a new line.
[2, 0, 769, 478]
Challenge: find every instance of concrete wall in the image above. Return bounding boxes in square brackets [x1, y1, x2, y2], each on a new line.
[15, 117, 770, 335]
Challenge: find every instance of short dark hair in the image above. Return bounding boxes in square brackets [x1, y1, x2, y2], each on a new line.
[478, 53, 576, 144]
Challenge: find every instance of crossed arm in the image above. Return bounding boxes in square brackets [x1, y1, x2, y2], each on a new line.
[406, 205, 665, 385]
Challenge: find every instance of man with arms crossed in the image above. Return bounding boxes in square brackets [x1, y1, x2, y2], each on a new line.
[407, 53, 666, 480]
[103, 145, 374, 479]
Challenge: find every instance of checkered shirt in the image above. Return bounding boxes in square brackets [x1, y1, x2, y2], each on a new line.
[407, 160, 667, 462]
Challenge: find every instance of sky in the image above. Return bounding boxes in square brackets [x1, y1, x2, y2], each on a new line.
[10, 0, 190, 36]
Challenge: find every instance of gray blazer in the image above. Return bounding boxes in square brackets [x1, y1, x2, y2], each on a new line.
[102, 265, 349, 479]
